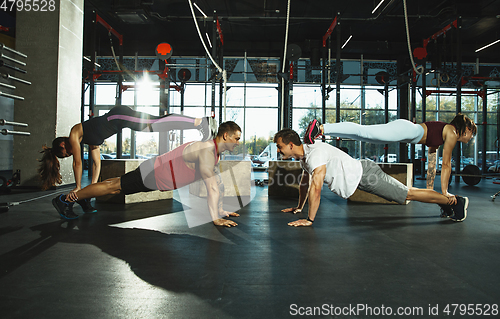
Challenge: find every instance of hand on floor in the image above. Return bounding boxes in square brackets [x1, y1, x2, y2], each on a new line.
[213, 218, 238, 227]
[281, 207, 302, 214]
[220, 210, 240, 217]
[288, 219, 313, 227]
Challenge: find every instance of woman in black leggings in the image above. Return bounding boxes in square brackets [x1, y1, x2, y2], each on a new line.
[38, 106, 216, 211]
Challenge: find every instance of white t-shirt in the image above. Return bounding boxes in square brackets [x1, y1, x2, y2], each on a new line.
[300, 141, 363, 199]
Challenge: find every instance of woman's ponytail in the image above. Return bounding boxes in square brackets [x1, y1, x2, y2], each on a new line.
[37, 144, 62, 190]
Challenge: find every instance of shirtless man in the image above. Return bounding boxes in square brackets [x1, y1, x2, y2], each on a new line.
[52, 121, 241, 227]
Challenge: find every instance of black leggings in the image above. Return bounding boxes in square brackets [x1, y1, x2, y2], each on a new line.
[106, 106, 197, 132]
[82, 106, 200, 145]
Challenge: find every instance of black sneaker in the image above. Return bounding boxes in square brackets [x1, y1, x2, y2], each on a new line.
[449, 196, 468, 222]
[198, 117, 217, 141]
[52, 194, 79, 220]
[304, 119, 321, 144]
[438, 204, 454, 218]
[77, 198, 97, 214]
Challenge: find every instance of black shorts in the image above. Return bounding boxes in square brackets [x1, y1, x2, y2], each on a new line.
[120, 157, 157, 195]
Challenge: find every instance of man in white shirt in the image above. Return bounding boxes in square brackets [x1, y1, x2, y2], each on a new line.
[273, 128, 468, 227]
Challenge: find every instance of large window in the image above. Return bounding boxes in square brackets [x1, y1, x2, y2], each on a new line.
[86, 80, 279, 161]
[85, 57, 499, 175]
[416, 88, 499, 171]
[293, 84, 398, 160]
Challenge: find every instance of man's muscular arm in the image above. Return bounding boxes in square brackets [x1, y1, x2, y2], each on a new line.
[214, 166, 239, 217]
[198, 145, 237, 227]
[288, 165, 326, 227]
[281, 170, 309, 214]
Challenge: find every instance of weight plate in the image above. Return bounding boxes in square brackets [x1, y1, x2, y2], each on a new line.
[461, 164, 481, 186]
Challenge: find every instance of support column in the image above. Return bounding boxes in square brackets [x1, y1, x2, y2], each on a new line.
[455, 16, 462, 183]
[158, 59, 170, 154]
[397, 56, 410, 162]
[410, 69, 417, 182]
[211, 10, 217, 121]
[14, 0, 84, 187]
[384, 82, 389, 162]
[482, 85, 488, 174]
[420, 63, 427, 179]
[335, 14, 341, 148]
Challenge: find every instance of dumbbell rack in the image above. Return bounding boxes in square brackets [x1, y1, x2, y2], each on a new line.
[0, 43, 30, 192]
[0, 118, 29, 136]
[0, 42, 31, 137]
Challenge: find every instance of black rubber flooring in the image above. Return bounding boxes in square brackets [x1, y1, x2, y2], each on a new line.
[0, 175, 499, 318]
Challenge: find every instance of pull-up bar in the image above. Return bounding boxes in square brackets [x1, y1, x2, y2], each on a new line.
[423, 19, 457, 49]
[96, 13, 123, 46]
[413, 19, 458, 60]
[121, 84, 182, 93]
[461, 76, 500, 86]
[425, 89, 485, 99]
[322, 16, 338, 47]
[92, 68, 169, 81]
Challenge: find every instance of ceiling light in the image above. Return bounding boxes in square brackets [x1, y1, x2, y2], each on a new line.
[341, 35, 353, 49]
[475, 39, 500, 52]
[205, 33, 212, 48]
[372, 0, 385, 14]
[193, 3, 207, 18]
[83, 56, 101, 68]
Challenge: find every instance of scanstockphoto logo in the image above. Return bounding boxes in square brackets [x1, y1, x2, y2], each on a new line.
[267, 160, 386, 188]
[289, 303, 499, 317]
[289, 303, 426, 317]
[267, 161, 303, 188]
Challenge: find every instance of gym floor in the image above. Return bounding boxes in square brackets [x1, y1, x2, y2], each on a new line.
[0, 173, 499, 318]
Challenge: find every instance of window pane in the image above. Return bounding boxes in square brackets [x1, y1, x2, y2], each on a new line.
[95, 84, 117, 105]
[134, 106, 160, 158]
[293, 85, 322, 108]
[244, 108, 277, 155]
[365, 87, 385, 109]
[340, 86, 361, 109]
[184, 83, 211, 108]
[136, 81, 160, 106]
[246, 84, 278, 107]
[226, 87, 245, 107]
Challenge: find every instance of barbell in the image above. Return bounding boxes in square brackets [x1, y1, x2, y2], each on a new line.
[449, 164, 496, 186]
